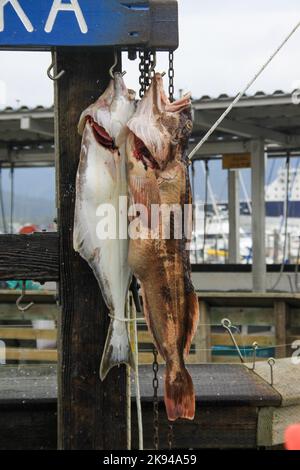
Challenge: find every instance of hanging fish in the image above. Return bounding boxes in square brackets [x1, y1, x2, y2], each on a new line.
[74, 73, 136, 380]
[127, 73, 199, 421]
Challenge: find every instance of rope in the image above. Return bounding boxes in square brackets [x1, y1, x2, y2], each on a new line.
[126, 296, 132, 451]
[132, 300, 144, 450]
[188, 20, 300, 160]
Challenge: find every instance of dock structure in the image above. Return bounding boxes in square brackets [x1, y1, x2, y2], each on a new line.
[0, 360, 299, 450]
[1, 21, 300, 449]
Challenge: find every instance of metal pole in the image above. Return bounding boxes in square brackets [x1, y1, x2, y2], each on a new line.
[251, 140, 266, 292]
[228, 170, 240, 263]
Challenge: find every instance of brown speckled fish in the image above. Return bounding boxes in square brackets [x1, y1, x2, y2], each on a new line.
[127, 74, 199, 421]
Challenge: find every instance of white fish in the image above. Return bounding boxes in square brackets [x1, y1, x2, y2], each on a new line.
[74, 73, 136, 380]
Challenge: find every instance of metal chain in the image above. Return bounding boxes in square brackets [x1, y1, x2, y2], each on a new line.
[139, 49, 156, 98]
[168, 51, 175, 102]
[149, 50, 156, 80]
[168, 423, 174, 450]
[152, 346, 159, 450]
[139, 50, 146, 99]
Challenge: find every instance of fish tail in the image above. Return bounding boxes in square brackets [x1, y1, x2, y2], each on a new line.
[164, 364, 195, 421]
[99, 318, 135, 381]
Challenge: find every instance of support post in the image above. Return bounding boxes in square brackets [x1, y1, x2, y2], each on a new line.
[228, 170, 240, 263]
[55, 49, 127, 450]
[274, 301, 288, 359]
[193, 300, 212, 363]
[251, 140, 266, 292]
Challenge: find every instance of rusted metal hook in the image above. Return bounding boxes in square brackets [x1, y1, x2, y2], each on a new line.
[16, 281, 34, 313]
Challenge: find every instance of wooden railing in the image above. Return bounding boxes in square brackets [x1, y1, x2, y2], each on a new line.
[0, 290, 300, 365]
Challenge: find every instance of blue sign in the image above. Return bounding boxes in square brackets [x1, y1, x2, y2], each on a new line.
[0, 0, 175, 49]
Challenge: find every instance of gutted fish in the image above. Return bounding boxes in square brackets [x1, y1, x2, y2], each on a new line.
[74, 73, 136, 380]
[127, 74, 199, 421]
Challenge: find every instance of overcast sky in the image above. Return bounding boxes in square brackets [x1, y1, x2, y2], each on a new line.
[1, 0, 300, 107]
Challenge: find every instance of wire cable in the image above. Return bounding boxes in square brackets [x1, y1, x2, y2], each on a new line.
[188, 20, 300, 160]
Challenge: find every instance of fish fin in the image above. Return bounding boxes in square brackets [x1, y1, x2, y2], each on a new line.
[99, 319, 135, 381]
[183, 291, 200, 357]
[165, 365, 195, 421]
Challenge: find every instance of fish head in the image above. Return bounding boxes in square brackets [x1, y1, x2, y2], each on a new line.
[111, 73, 136, 146]
[127, 73, 193, 171]
[77, 74, 136, 151]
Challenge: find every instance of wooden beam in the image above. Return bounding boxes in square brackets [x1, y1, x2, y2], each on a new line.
[0, 233, 59, 281]
[274, 301, 288, 359]
[0, 328, 56, 341]
[55, 48, 127, 450]
[5, 348, 57, 362]
[194, 300, 211, 363]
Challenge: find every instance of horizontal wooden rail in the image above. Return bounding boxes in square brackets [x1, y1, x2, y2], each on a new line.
[0, 233, 59, 282]
[0, 328, 56, 341]
[4, 348, 57, 362]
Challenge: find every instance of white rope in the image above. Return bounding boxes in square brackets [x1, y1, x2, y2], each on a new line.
[126, 296, 132, 450]
[188, 20, 300, 160]
[132, 301, 144, 450]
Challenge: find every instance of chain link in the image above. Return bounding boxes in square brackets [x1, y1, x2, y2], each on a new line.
[139, 49, 156, 98]
[168, 423, 174, 450]
[168, 51, 175, 102]
[152, 346, 159, 450]
[139, 50, 146, 99]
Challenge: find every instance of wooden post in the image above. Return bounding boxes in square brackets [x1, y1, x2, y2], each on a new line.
[274, 301, 288, 359]
[55, 48, 127, 450]
[251, 140, 266, 292]
[193, 300, 212, 363]
[228, 169, 240, 264]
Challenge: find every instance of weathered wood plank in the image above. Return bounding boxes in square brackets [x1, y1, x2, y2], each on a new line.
[132, 404, 258, 449]
[211, 334, 275, 347]
[5, 348, 57, 362]
[0, 406, 57, 450]
[274, 301, 288, 359]
[55, 48, 126, 450]
[0, 233, 59, 281]
[0, 364, 281, 450]
[0, 302, 58, 321]
[195, 300, 211, 362]
[0, 328, 56, 341]
[258, 405, 300, 447]
[211, 307, 274, 326]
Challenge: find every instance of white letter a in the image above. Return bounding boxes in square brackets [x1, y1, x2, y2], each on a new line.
[0, 0, 34, 33]
[45, 0, 88, 34]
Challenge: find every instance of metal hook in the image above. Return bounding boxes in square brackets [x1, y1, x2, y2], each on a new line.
[221, 318, 244, 363]
[47, 62, 65, 81]
[268, 358, 276, 386]
[252, 342, 259, 370]
[16, 281, 34, 313]
[109, 51, 126, 79]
